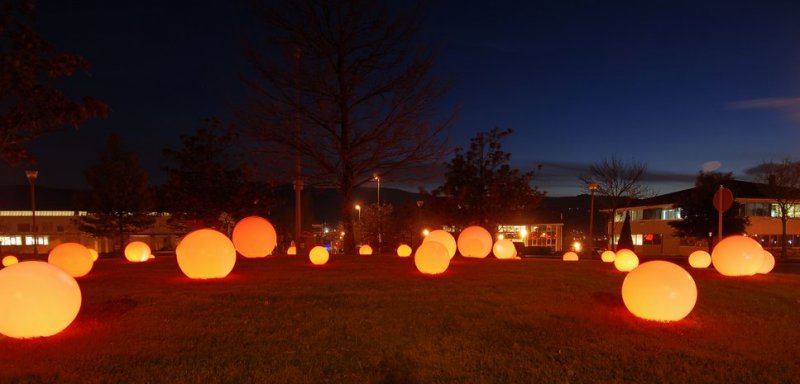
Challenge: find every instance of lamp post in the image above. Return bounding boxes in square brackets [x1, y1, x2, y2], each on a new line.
[415, 200, 424, 247]
[25, 170, 38, 258]
[355, 204, 361, 222]
[373, 174, 381, 254]
[588, 182, 599, 259]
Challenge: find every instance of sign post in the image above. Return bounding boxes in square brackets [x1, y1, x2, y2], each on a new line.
[713, 185, 734, 245]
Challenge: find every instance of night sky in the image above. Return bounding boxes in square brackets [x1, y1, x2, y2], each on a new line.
[3, 0, 800, 196]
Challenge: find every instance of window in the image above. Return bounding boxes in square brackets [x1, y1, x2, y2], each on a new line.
[17, 223, 30, 232]
[661, 209, 682, 220]
[643, 233, 662, 245]
[771, 204, 800, 218]
[24, 236, 49, 246]
[642, 209, 662, 220]
[0, 236, 22, 246]
[57, 226, 64, 232]
[743, 203, 771, 217]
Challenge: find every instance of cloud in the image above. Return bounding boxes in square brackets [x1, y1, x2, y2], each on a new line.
[729, 97, 800, 122]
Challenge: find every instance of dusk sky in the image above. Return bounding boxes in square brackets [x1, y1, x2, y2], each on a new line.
[3, 0, 800, 196]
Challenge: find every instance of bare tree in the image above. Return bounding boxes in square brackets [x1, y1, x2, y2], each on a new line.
[580, 156, 649, 250]
[243, 0, 453, 253]
[754, 158, 800, 259]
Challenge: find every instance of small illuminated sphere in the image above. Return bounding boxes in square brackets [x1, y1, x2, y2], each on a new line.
[359, 245, 373, 255]
[148, 254, 155, 260]
[397, 244, 412, 257]
[601, 250, 616, 263]
[622, 261, 697, 322]
[287, 246, 297, 255]
[309, 246, 329, 265]
[562, 251, 579, 261]
[712, 235, 765, 276]
[48, 243, 93, 278]
[2, 255, 18, 267]
[457, 226, 493, 258]
[176, 229, 236, 279]
[88, 248, 99, 262]
[758, 251, 775, 274]
[424, 230, 457, 259]
[124, 241, 151, 263]
[0, 261, 82, 338]
[614, 249, 639, 272]
[414, 241, 450, 275]
[232, 216, 277, 258]
[688, 250, 711, 269]
[492, 239, 517, 259]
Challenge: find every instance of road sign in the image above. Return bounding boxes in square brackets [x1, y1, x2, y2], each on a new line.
[713, 186, 733, 212]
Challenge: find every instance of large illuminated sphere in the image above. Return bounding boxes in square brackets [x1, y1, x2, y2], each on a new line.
[359, 245, 373, 255]
[232, 216, 277, 258]
[493, 239, 517, 259]
[758, 251, 775, 274]
[614, 249, 639, 272]
[48, 243, 93, 278]
[124, 241, 151, 262]
[688, 250, 711, 269]
[711, 236, 765, 276]
[176, 229, 236, 279]
[0, 261, 81, 338]
[622, 261, 697, 322]
[601, 250, 616, 263]
[424, 230, 457, 259]
[397, 244, 412, 257]
[457, 226, 493, 258]
[309, 246, 329, 265]
[2, 255, 18, 267]
[562, 251, 579, 261]
[414, 241, 450, 275]
[88, 248, 99, 262]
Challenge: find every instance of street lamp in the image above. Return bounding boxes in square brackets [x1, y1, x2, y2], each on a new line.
[25, 170, 38, 258]
[355, 204, 361, 222]
[373, 174, 381, 254]
[588, 182, 599, 259]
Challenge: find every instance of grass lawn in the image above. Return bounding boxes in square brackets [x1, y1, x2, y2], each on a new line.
[1, 254, 799, 383]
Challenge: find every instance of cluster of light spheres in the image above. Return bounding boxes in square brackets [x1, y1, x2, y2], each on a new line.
[457, 226, 493, 258]
[414, 241, 450, 275]
[359, 245, 373, 255]
[688, 250, 711, 269]
[614, 249, 639, 272]
[176, 229, 236, 279]
[601, 250, 616, 263]
[562, 251, 579, 261]
[0, 261, 82, 338]
[124, 241, 151, 262]
[397, 244, 412, 257]
[622, 261, 697, 322]
[2, 255, 18, 267]
[758, 251, 775, 274]
[48, 243, 93, 278]
[309, 246, 329, 265]
[711, 236, 764, 276]
[424, 230, 457, 259]
[232, 216, 277, 258]
[492, 239, 517, 259]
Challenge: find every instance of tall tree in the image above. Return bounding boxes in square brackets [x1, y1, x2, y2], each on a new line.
[580, 156, 649, 250]
[669, 172, 749, 253]
[752, 158, 800, 259]
[243, 0, 452, 253]
[431, 128, 544, 231]
[77, 134, 155, 253]
[1, 0, 109, 164]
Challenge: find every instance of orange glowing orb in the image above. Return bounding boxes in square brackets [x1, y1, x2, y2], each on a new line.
[176, 229, 236, 279]
[622, 261, 697, 322]
[232, 216, 277, 258]
[2, 255, 18, 267]
[457, 226, 493, 258]
[0, 261, 82, 338]
[359, 245, 373, 255]
[124, 241, 151, 262]
[688, 250, 711, 268]
[614, 249, 639, 272]
[287, 246, 297, 255]
[397, 244, 412, 257]
[414, 241, 450, 275]
[309, 246, 329, 265]
[601, 250, 616, 263]
[48, 243, 93, 278]
[424, 230, 457, 259]
[711, 236, 764, 276]
[88, 248, 99, 262]
[561, 251, 578, 261]
[758, 251, 775, 274]
[492, 239, 517, 259]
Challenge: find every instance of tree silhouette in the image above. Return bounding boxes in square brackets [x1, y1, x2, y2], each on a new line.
[752, 158, 800, 259]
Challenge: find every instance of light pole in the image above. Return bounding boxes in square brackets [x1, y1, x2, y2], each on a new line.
[373, 174, 381, 254]
[355, 204, 361, 222]
[25, 170, 38, 258]
[588, 182, 599, 259]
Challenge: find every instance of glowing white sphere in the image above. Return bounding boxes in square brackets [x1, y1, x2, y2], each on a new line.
[414, 241, 450, 275]
[124, 241, 151, 262]
[758, 251, 775, 274]
[359, 245, 373, 255]
[601, 250, 616, 263]
[562, 251, 579, 261]
[232, 216, 277, 258]
[712, 236, 764, 276]
[48, 243, 94, 278]
[309, 246, 329, 265]
[176, 229, 236, 279]
[2, 255, 18, 267]
[0, 261, 82, 338]
[688, 250, 711, 268]
[492, 239, 517, 259]
[622, 261, 697, 322]
[424, 230, 457, 259]
[397, 244, 412, 257]
[457, 226, 493, 258]
[614, 249, 639, 272]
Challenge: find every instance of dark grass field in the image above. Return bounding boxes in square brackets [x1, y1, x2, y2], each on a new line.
[1, 254, 799, 383]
